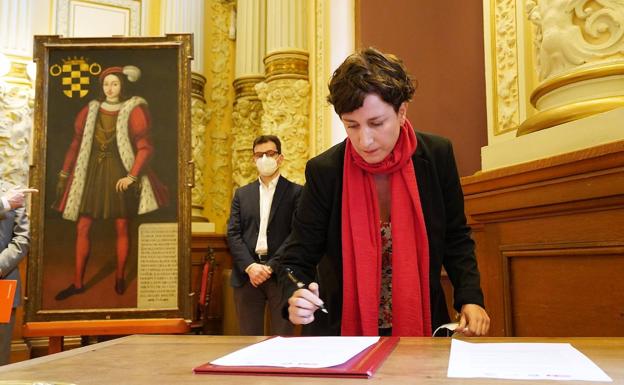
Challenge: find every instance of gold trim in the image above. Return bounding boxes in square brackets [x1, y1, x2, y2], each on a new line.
[233, 75, 264, 98]
[530, 63, 624, 107]
[2, 56, 32, 86]
[516, 96, 624, 136]
[264, 50, 309, 81]
[191, 72, 207, 101]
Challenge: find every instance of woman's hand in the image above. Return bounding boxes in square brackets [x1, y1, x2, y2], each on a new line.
[288, 282, 324, 325]
[456, 304, 490, 336]
[116, 176, 135, 192]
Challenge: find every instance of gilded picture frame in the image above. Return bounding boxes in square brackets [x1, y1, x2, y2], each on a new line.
[25, 34, 193, 323]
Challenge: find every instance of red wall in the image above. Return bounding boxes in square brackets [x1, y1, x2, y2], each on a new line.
[357, 0, 487, 176]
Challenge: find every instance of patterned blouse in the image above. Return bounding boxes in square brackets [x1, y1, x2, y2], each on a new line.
[378, 221, 393, 329]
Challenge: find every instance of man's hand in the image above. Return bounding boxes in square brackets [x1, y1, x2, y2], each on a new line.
[116, 176, 136, 192]
[246, 263, 272, 287]
[56, 172, 68, 202]
[455, 304, 490, 336]
[4, 188, 38, 209]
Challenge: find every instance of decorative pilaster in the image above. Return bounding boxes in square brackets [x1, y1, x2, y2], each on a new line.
[231, 0, 265, 189]
[492, 0, 520, 135]
[518, 0, 624, 135]
[204, 0, 236, 233]
[190, 73, 210, 223]
[257, 0, 310, 185]
[232, 85, 263, 189]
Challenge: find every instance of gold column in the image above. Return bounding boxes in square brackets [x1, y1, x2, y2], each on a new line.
[232, 0, 266, 190]
[256, 0, 310, 185]
[517, 0, 624, 135]
[204, 0, 236, 233]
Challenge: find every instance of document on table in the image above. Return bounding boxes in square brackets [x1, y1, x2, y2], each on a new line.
[448, 339, 612, 382]
[210, 336, 380, 368]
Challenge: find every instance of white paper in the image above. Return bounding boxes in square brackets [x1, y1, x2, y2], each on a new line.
[448, 339, 612, 382]
[210, 336, 380, 368]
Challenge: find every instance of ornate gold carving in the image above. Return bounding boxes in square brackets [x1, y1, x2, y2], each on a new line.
[527, 0, 624, 81]
[516, 95, 624, 135]
[255, 78, 309, 185]
[204, 0, 236, 232]
[234, 75, 264, 99]
[313, 0, 328, 154]
[264, 51, 309, 81]
[530, 62, 624, 107]
[232, 97, 263, 190]
[191, 72, 207, 102]
[190, 73, 209, 218]
[1, 54, 34, 87]
[491, 0, 520, 135]
[0, 82, 33, 186]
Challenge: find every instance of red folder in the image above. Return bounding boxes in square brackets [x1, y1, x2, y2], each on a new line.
[193, 336, 399, 379]
[0, 280, 17, 323]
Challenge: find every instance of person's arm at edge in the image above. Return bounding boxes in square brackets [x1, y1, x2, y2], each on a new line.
[438, 139, 490, 336]
[276, 159, 333, 322]
[0, 205, 30, 278]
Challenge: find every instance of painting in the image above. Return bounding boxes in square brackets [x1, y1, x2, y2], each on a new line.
[25, 34, 193, 322]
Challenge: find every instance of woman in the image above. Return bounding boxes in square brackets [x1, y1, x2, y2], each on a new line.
[53, 65, 168, 300]
[279, 48, 490, 336]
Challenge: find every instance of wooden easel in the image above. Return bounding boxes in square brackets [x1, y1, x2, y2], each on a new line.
[23, 318, 189, 354]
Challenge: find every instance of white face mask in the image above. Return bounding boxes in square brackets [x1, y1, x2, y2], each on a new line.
[256, 154, 279, 177]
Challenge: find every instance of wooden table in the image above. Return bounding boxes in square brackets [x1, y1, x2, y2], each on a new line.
[0, 335, 622, 384]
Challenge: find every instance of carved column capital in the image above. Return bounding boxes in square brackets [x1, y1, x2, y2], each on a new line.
[256, 78, 310, 185]
[264, 50, 309, 81]
[517, 0, 624, 135]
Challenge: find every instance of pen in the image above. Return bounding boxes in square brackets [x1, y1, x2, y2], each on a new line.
[284, 267, 328, 314]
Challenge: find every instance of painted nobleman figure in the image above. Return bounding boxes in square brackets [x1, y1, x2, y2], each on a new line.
[54, 65, 168, 300]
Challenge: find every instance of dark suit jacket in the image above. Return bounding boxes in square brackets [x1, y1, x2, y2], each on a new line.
[0, 180, 30, 308]
[227, 175, 302, 288]
[277, 131, 484, 335]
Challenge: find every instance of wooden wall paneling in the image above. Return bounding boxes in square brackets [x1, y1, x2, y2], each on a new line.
[463, 140, 624, 337]
[501, 242, 624, 336]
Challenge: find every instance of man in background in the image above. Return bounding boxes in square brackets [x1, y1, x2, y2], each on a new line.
[227, 135, 302, 335]
[0, 183, 34, 365]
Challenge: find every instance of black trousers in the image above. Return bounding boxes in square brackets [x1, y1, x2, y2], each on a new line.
[233, 277, 294, 335]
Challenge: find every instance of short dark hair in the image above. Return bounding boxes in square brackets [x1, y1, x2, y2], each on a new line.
[327, 47, 416, 116]
[98, 72, 130, 102]
[252, 135, 281, 154]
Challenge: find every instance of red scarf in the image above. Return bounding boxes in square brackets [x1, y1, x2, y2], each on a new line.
[341, 119, 431, 336]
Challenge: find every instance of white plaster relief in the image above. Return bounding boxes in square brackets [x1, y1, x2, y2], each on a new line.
[527, 0, 624, 81]
[0, 82, 32, 186]
[493, 0, 521, 134]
